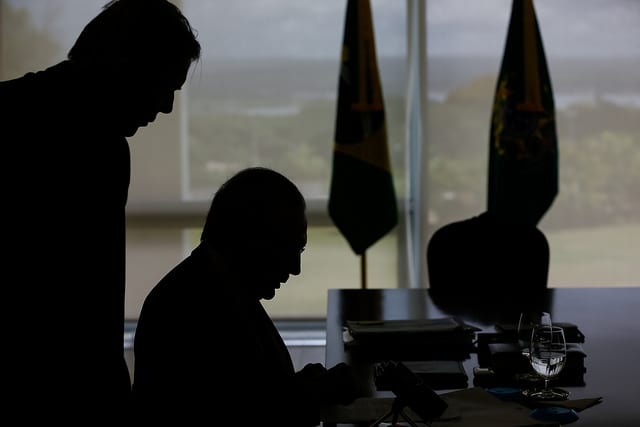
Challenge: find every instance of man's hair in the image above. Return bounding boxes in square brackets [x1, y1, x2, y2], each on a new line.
[68, 0, 201, 66]
[201, 167, 306, 248]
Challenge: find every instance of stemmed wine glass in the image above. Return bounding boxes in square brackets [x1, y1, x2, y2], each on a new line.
[523, 324, 570, 400]
[517, 311, 552, 354]
[516, 311, 551, 382]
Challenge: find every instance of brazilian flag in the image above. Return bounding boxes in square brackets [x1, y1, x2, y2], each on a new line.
[328, 0, 398, 256]
[488, 0, 558, 226]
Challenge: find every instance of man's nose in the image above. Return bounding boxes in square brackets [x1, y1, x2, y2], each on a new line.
[289, 252, 302, 276]
[158, 91, 175, 114]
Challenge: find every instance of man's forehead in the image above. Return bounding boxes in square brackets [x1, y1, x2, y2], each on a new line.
[257, 212, 306, 239]
[135, 57, 192, 87]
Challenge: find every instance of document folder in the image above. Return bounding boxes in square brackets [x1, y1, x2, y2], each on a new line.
[345, 318, 479, 361]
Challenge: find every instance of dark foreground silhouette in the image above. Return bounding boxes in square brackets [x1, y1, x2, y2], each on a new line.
[0, 0, 200, 422]
[133, 167, 358, 426]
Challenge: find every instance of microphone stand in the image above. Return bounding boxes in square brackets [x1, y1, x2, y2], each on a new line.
[369, 397, 422, 427]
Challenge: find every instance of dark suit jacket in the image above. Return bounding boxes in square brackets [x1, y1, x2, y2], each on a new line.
[133, 243, 322, 426]
[1, 61, 131, 422]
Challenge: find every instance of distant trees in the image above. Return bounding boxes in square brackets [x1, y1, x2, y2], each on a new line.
[426, 80, 640, 231]
[186, 67, 639, 233]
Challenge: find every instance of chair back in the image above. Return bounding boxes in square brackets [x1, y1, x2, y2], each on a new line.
[426, 212, 551, 323]
[427, 211, 550, 292]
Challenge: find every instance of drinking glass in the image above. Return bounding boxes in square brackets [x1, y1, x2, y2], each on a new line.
[517, 311, 552, 355]
[523, 325, 570, 400]
[516, 311, 551, 383]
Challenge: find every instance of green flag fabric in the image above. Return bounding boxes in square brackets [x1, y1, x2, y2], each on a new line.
[488, 0, 558, 226]
[328, 0, 398, 255]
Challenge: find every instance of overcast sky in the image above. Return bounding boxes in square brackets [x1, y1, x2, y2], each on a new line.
[8, 0, 640, 59]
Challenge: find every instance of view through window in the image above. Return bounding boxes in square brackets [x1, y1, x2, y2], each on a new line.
[423, 0, 640, 288]
[1, 0, 638, 321]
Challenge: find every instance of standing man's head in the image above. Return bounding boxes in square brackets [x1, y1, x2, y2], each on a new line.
[201, 167, 308, 300]
[68, 0, 201, 136]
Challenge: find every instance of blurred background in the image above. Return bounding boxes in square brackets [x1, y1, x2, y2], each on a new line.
[1, 0, 638, 323]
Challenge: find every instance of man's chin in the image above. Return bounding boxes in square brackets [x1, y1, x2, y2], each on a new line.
[257, 285, 278, 300]
[261, 288, 277, 300]
[121, 125, 139, 138]
[121, 120, 147, 137]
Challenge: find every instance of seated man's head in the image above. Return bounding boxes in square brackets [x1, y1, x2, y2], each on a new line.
[201, 167, 308, 300]
[68, 0, 201, 136]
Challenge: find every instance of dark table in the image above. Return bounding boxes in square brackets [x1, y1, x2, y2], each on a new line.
[325, 287, 640, 426]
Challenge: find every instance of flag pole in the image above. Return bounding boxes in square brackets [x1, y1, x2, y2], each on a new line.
[328, 0, 398, 282]
[361, 252, 367, 289]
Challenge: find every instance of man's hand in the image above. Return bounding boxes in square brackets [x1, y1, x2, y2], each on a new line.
[321, 362, 359, 405]
[295, 362, 359, 406]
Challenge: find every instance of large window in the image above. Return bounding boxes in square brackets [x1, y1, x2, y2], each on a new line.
[2, 0, 638, 322]
[179, 0, 407, 318]
[422, 0, 640, 288]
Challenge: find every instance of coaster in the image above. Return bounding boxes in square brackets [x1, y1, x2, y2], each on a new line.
[530, 406, 579, 424]
[486, 387, 523, 401]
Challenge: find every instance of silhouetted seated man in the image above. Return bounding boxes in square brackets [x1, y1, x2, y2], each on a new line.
[132, 167, 358, 426]
[0, 0, 200, 422]
[427, 211, 551, 323]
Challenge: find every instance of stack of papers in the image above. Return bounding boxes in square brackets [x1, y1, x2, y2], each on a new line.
[374, 360, 469, 390]
[321, 387, 551, 426]
[344, 318, 480, 361]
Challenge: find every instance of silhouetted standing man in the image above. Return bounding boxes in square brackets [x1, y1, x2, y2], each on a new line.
[0, 0, 200, 423]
